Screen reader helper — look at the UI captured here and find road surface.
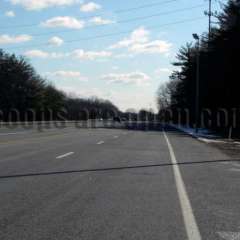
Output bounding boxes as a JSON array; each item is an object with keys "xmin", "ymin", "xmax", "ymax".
[{"xmin": 0, "ymin": 123, "xmax": 239, "ymax": 240}]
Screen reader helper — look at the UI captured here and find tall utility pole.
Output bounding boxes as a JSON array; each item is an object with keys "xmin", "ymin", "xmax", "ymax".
[
  {"xmin": 205, "ymin": 0, "xmax": 213, "ymax": 39},
  {"xmin": 209, "ymin": 0, "xmax": 212, "ymax": 38}
]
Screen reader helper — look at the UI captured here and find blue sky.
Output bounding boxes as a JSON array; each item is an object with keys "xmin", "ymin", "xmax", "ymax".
[{"xmin": 0, "ymin": 0, "xmax": 222, "ymax": 111}]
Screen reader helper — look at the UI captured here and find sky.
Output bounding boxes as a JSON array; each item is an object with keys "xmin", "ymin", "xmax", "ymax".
[{"xmin": 0, "ymin": 0, "xmax": 222, "ymax": 112}]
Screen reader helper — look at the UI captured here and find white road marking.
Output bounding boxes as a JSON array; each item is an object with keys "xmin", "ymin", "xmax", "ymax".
[
  {"xmin": 56, "ymin": 152, "xmax": 74, "ymax": 159},
  {"xmin": 113, "ymin": 136, "xmax": 119, "ymax": 139},
  {"xmin": 218, "ymin": 231, "xmax": 240, "ymax": 240},
  {"xmin": 97, "ymin": 141, "xmax": 105, "ymax": 145},
  {"xmin": 0, "ymin": 132, "xmax": 27, "ymax": 136},
  {"xmin": 163, "ymin": 131, "xmax": 202, "ymax": 240}
]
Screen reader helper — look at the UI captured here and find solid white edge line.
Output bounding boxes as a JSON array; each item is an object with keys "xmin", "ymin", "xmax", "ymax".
[
  {"xmin": 56, "ymin": 152, "xmax": 74, "ymax": 159},
  {"xmin": 163, "ymin": 130, "xmax": 202, "ymax": 240}
]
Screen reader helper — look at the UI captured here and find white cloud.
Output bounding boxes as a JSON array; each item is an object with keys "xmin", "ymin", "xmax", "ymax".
[
  {"xmin": 110, "ymin": 26, "xmax": 172, "ymax": 55},
  {"xmin": 114, "ymin": 53, "xmax": 134, "ymax": 59},
  {"xmin": 51, "ymin": 71, "xmax": 83, "ymax": 78},
  {"xmin": 101, "ymin": 72, "xmax": 151, "ymax": 87},
  {"xmin": 41, "ymin": 16, "xmax": 85, "ymax": 29},
  {"xmin": 80, "ymin": 2, "xmax": 101, "ymax": 12},
  {"xmin": 23, "ymin": 49, "xmax": 112, "ymax": 60},
  {"xmin": 9, "ymin": 0, "xmax": 80, "ymax": 11},
  {"xmin": 24, "ymin": 50, "xmax": 65, "ymax": 58},
  {"xmin": 5, "ymin": 10, "xmax": 15, "ymax": 17},
  {"xmin": 47, "ymin": 71, "xmax": 88, "ymax": 81},
  {"xmin": 59, "ymin": 86, "xmax": 107, "ymax": 100},
  {"xmin": 89, "ymin": 17, "xmax": 115, "ymax": 25},
  {"xmin": 110, "ymin": 27, "xmax": 149, "ymax": 49},
  {"xmin": 24, "ymin": 50, "xmax": 49, "ymax": 58},
  {"xmin": 0, "ymin": 34, "xmax": 32, "ymax": 44},
  {"xmin": 72, "ymin": 49, "xmax": 112, "ymax": 60},
  {"xmin": 155, "ymin": 68, "xmax": 171, "ymax": 74},
  {"xmin": 112, "ymin": 66, "xmax": 119, "ymax": 70},
  {"xmin": 130, "ymin": 40, "xmax": 172, "ymax": 54},
  {"xmin": 48, "ymin": 36, "xmax": 64, "ymax": 46}
]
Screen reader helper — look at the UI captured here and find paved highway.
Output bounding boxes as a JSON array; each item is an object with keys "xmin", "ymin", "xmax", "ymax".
[{"xmin": 0, "ymin": 123, "xmax": 239, "ymax": 240}]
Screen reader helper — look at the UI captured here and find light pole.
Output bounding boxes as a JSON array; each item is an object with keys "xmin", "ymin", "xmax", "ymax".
[{"xmin": 193, "ymin": 33, "xmax": 200, "ymax": 134}]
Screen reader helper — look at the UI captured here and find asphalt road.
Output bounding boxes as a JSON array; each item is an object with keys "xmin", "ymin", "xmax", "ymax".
[{"xmin": 0, "ymin": 123, "xmax": 239, "ymax": 240}]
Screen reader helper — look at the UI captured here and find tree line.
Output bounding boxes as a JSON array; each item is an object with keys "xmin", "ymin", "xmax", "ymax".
[
  {"xmin": 157, "ymin": 0, "xmax": 240, "ymax": 134},
  {"xmin": 0, "ymin": 49, "xmax": 119, "ymax": 122}
]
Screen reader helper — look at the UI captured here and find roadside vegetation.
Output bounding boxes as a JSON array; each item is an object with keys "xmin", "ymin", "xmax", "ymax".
[
  {"xmin": 157, "ymin": 0, "xmax": 240, "ymax": 136},
  {"xmin": 0, "ymin": 50, "xmax": 119, "ymax": 121}
]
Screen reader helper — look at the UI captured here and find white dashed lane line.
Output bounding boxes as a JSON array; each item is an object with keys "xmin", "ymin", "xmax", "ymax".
[
  {"xmin": 97, "ymin": 141, "xmax": 105, "ymax": 145},
  {"xmin": 56, "ymin": 152, "xmax": 74, "ymax": 159},
  {"xmin": 0, "ymin": 132, "xmax": 29, "ymax": 136}
]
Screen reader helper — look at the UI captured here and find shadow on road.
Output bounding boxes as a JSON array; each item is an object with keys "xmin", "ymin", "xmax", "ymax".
[{"xmin": 0, "ymin": 159, "xmax": 239, "ymax": 180}]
